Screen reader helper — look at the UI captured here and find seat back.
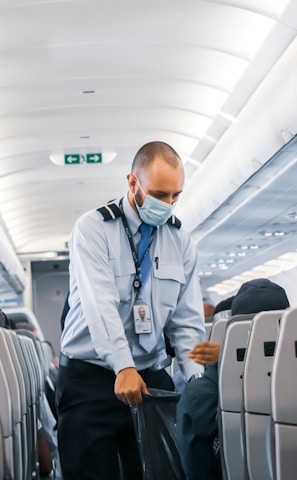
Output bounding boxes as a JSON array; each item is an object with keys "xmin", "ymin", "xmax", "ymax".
[
  {"xmin": 205, "ymin": 322, "xmax": 213, "ymax": 339},
  {"xmin": 17, "ymin": 330, "xmax": 44, "ymax": 397},
  {"xmin": 0, "ymin": 329, "xmax": 23, "ymax": 480},
  {"xmin": 242, "ymin": 310, "xmax": 285, "ymax": 480},
  {"xmin": 3, "ymin": 328, "xmax": 30, "ymax": 480},
  {"xmin": 16, "ymin": 333, "xmax": 40, "ymax": 479},
  {"xmin": 271, "ymin": 307, "xmax": 297, "ymax": 480},
  {"xmin": 0, "ymin": 419, "xmax": 5, "ymax": 480},
  {"xmin": 41, "ymin": 340, "xmax": 55, "ymax": 372},
  {"xmin": 218, "ymin": 314, "xmax": 254, "ymax": 480},
  {"xmin": 209, "ymin": 317, "xmax": 229, "ymax": 343},
  {"xmin": 0, "ymin": 357, "xmax": 14, "ymax": 479}
]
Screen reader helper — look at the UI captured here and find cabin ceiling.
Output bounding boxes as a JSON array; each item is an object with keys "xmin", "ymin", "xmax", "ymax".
[
  {"xmin": 194, "ymin": 136, "xmax": 297, "ymax": 296},
  {"xmin": 1, "ymin": 0, "xmax": 297, "ymax": 297}
]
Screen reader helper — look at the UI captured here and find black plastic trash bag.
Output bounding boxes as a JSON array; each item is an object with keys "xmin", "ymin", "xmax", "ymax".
[{"xmin": 130, "ymin": 388, "xmax": 186, "ymax": 480}]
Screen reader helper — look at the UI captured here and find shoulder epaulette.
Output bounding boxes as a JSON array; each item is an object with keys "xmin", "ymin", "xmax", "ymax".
[
  {"xmin": 97, "ymin": 202, "xmax": 122, "ymax": 221},
  {"xmin": 167, "ymin": 215, "xmax": 181, "ymax": 229}
]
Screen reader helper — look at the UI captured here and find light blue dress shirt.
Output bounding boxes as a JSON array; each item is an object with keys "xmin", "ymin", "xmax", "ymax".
[{"xmin": 61, "ymin": 194, "xmax": 206, "ymax": 380}]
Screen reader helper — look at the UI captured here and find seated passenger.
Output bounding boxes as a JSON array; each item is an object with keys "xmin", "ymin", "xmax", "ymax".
[{"xmin": 176, "ymin": 278, "xmax": 290, "ymax": 480}]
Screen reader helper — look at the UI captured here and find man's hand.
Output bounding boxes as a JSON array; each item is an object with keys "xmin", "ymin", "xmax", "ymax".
[
  {"xmin": 114, "ymin": 367, "xmax": 149, "ymax": 406},
  {"xmin": 188, "ymin": 341, "xmax": 220, "ymax": 365}
]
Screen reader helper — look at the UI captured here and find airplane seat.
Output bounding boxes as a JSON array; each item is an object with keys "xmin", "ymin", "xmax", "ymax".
[
  {"xmin": 17, "ymin": 330, "xmax": 46, "ymax": 393},
  {"xmin": 242, "ymin": 310, "xmax": 285, "ymax": 480},
  {"xmin": 217, "ymin": 314, "xmax": 254, "ymax": 480},
  {"xmin": 0, "ymin": 419, "xmax": 4, "ymax": 480},
  {"xmin": 40, "ymin": 339, "xmax": 59, "ymax": 422},
  {"xmin": 2, "ymin": 328, "xmax": 29, "ymax": 480},
  {"xmin": 205, "ymin": 321, "xmax": 213, "ymax": 339},
  {"xmin": 9, "ymin": 330, "xmax": 36, "ymax": 479},
  {"xmin": 36, "ymin": 338, "xmax": 50, "ymax": 383},
  {"xmin": 0, "ymin": 356, "xmax": 14, "ymax": 479},
  {"xmin": 0, "ymin": 328, "xmax": 25, "ymax": 480},
  {"xmin": 41, "ymin": 340, "xmax": 56, "ymax": 366},
  {"xmin": 209, "ymin": 317, "xmax": 229, "ymax": 343},
  {"xmin": 17, "ymin": 332, "xmax": 58, "ymax": 479},
  {"xmin": 16, "ymin": 333, "xmax": 41, "ymax": 479},
  {"xmin": 270, "ymin": 307, "xmax": 297, "ymax": 480}
]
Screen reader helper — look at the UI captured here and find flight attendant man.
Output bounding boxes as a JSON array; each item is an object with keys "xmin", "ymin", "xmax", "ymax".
[{"xmin": 56, "ymin": 140, "xmax": 206, "ymax": 480}]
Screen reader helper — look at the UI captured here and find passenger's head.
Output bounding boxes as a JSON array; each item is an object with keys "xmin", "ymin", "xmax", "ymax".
[
  {"xmin": 127, "ymin": 141, "xmax": 184, "ymax": 226},
  {"xmin": 12, "ymin": 321, "xmax": 38, "ymax": 336},
  {"xmin": 203, "ymin": 302, "xmax": 216, "ymax": 322},
  {"xmin": 0, "ymin": 308, "xmax": 10, "ymax": 328},
  {"xmin": 231, "ymin": 278, "xmax": 290, "ymax": 315}
]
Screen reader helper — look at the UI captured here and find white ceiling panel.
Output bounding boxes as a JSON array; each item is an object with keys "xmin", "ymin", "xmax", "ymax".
[{"xmin": 0, "ymin": 0, "xmax": 297, "ymax": 298}]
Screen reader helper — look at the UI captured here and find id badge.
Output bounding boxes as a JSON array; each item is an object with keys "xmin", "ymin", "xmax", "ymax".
[{"xmin": 133, "ymin": 301, "xmax": 152, "ymax": 334}]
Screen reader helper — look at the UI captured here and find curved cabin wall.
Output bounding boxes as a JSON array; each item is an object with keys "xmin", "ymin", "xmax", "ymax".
[
  {"xmin": 0, "ymin": 226, "xmax": 26, "ymax": 303},
  {"xmin": 177, "ymin": 36, "xmax": 297, "ymax": 234}
]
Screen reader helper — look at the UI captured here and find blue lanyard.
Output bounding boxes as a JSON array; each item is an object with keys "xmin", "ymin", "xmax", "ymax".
[{"xmin": 119, "ymin": 198, "xmax": 156, "ymax": 290}]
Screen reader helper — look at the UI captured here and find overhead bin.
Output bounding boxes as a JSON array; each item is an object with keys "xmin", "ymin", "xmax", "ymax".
[{"xmin": 0, "ymin": 226, "xmax": 26, "ymax": 296}]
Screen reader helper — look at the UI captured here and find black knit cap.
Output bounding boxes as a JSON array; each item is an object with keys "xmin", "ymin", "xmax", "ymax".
[{"xmin": 231, "ymin": 278, "xmax": 290, "ymax": 315}]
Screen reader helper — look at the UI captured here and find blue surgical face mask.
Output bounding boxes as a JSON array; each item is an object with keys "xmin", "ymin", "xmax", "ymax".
[{"xmin": 134, "ymin": 177, "xmax": 175, "ymax": 226}]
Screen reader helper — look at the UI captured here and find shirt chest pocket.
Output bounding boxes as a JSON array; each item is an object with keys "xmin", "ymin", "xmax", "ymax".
[
  {"xmin": 154, "ymin": 262, "xmax": 185, "ymax": 283},
  {"xmin": 153, "ymin": 262, "xmax": 185, "ymax": 307},
  {"xmin": 110, "ymin": 258, "xmax": 135, "ymax": 302}
]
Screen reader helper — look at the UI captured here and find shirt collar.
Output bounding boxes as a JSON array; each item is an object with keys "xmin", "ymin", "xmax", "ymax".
[{"xmin": 122, "ymin": 193, "xmax": 142, "ymax": 235}]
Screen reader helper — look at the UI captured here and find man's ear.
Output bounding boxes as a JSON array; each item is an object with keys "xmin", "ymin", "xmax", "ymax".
[{"xmin": 127, "ymin": 173, "xmax": 137, "ymax": 193}]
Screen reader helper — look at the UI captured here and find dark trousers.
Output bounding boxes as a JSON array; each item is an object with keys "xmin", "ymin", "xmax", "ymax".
[
  {"xmin": 56, "ymin": 357, "xmax": 174, "ymax": 480},
  {"xmin": 176, "ymin": 363, "xmax": 220, "ymax": 480}
]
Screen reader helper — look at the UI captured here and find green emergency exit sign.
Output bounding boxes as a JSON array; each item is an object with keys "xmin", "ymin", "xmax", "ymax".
[
  {"xmin": 63, "ymin": 153, "xmax": 102, "ymax": 164},
  {"xmin": 64, "ymin": 154, "xmax": 80, "ymax": 164},
  {"xmin": 86, "ymin": 153, "xmax": 102, "ymax": 163}
]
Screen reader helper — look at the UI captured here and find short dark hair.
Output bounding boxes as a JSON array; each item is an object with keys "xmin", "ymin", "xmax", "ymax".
[{"xmin": 131, "ymin": 141, "xmax": 181, "ymax": 172}]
